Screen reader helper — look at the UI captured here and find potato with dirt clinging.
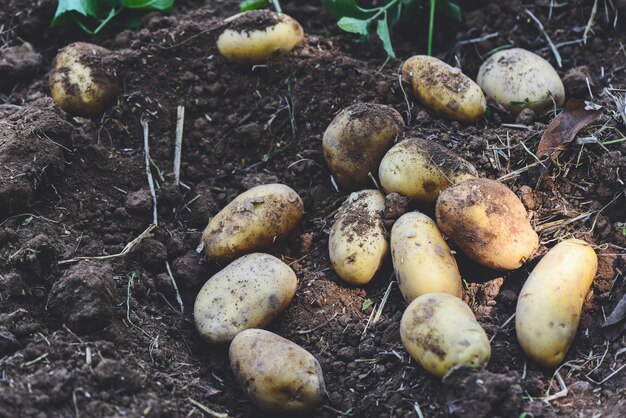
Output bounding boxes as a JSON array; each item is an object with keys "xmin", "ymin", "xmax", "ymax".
[
  {"xmin": 49, "ymin": 42, "xmax": 118, "ymax": 117},
  {"xmin": 202, "ymin": 183, "xmax": 304, "ymax": 261},
  {"xmin": 230, "ymin": 329, "xmax": 326, "ymax": 413},
  {"xmin": 435, "ymin": 178, "xmax": 538, "ymax": 271},
  {"xmin": 477, "ymin": 48, "xmax": 565, "ymax": 113},
  {"xmin": 378, "ymin": 138, "xmax": 477, "ymax": 203},
  {"xmin": 194, "ymin": 253, "xmax": 297, "ymax": 344},
  {"xmin": 401, "ymin": 55, "xmax": 486, "ymax": 123},
  {"xmin": 516, "ymin": 239, "xmax": 597, "ymax": 367},
  {"xmin": 329, "ymin": 190, "xmax": 387, "ymax": 285},
  {"xmin": 217, "ymin": 9, "xmax": 304, "ymax": 64},
  {"xmin": 323, "ymin": 103, "xmax": 405, "ymax": 190},
  {"xmin": 400, "ymin": 292, "xmax": 491, "ymax": 378}
]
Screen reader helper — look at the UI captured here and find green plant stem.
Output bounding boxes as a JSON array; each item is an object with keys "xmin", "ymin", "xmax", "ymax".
[
  {"xmin": 72, "ymin": 7, "xmax": 124, "ymax": 35},
  {"xmin": 272, "ymin": 0, "xmax": 282, "ymax": 13},
  {"xmin": 601, "ymin": 137, "xmax": 626, "ymax": 145},
  {"xmin": 428, "ymin": 0, "xmax": 436, "ymax": 55}
]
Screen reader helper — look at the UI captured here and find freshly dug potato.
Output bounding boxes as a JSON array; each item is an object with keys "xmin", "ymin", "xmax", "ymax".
[
  {"xmin": 477, "ymin": 48, "xmax": 565, "ymax": 113},
  {"xmin": 329, "ymin": 190, "xmax": 387, "ymax": 285},
  {"xmin": 400, "ymin": 292, "xmax": 490, "ymax": 378},
  {"xmin": 202, "ymin": 183, "xmax": 304, "ymax": 261},
  {"xmin": 217, "ymin": 10, "xmax": 304, "ymax": 64},
  {"xmin": 49, "ymin": 42, "xmax": 118, "ymax": 117},
  {"xmin": 379, "ymin": 138, "xmax": 477, "ymax": 203},
  {"xmin": 194, "ymin": 253, "xmax": 297, "ymax": 344},
  {"xmin": 401, "ymin": 55, "xmax": 486, "ymax": 123},
  {"xmin": 516, "ymin": 239, "xmax": 597, "ymax": 367},
  {"xmin": 435, "ymin": 178, "xmax": 538, "ymax": 270},
  {"xmin": 323, "ymin": 103, "xmax": 405, "ymax": 190},
  {"xmin": 391, "ymin": 212, "xmax": 462, "ymax": 302},
  {"xmin": 230, "ymin": 329, "xmax": 325, "ymax": 413}
]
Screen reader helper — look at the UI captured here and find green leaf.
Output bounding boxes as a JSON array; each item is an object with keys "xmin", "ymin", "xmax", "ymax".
[
  {"xmin": 376, "ymin": 17, "xmax": 395, "ymax": 58},
  {"xmin": 122, "ymin": 0, "xmax": 174, "ymax": 11},
  {"xmin": 239, "ymin": 0, "xmax": 270, "ymax": 11},
  {"xmin": 51, "ymin": 0, "xmax": 100, "ymax": 26},
  {"xmin": 324, "ymin": 0, "xmax": 370, "ymax": 19},
  {"xmin": 337, "ymin": 16, "xmax": 370, "ymax": 36},
  {"xmin": 361, "ymin": 299, "xmax": 374, "ymax": 311}
]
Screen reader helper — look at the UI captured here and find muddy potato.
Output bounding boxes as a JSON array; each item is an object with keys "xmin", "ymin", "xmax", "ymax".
[
  {"xmin": 323, "ymin": 103, "xmax": 405, "ymax": 190},
  {"xmin": 194, "ymin": 253, "xmax": 297, "ymax": 344},
  {"xmin": 230, "ymin": 329, "xmax": 325, "ymax": 413},
  {"xmin": 477, "ymin": 48, "xmax": 565, "ymax": 113},
  {"xmin": 435, "ymin": 178, "xmax": 538, "ymax": 270},
  {"xmin": 379, "ymin": 138, "xmax": 477, "ymax": 203},
  {"xmin": 401, "ymin": 55, "xmax": 486, "ymax": 123},
  {"xmin": 202, "ymin": 183, "xmax": 304, "ymax": 261},
  {"xmin": 400, "ymin": 292, "xmax": 490, "ymax": 378},
  {"xmin": 329, "ymin": 190, "xmax": 388, "ymax": 285},
  {"xmin": 516, "ymin": 239, "xmax": 597, "ymax": 367}
]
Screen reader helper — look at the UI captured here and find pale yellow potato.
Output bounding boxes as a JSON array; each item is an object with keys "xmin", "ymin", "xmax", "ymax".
[
  {"xmin": 49, "ymin": 42, "xmax": 118, "ymax": 117},
  {"xmin": 217, "ymin": 10, "xmax": 304, "ymax": 65},
  {"xmin": 329, "ymin": 190, "xmax": 388, "ymax": 285},
  {"xmin": 379, "ymin": 138, "xmax": 477, "ymax": 203},
  {"xmin": 435, "ymin": 178, "xmax": 538, "ymax": 270},
  {"xmin": 230, "ymin": 329, "xmax": 325, "ymax": 413},
  {"xmin": 400, "ymin": 292, "xmax": 490, "ymax": 378},
  {"xmin": 194, "ymin": 253, "xmax": 297, "ymax": 344},
  {"xmin": 391, "ymin": 212, "xmax": 462, "ymax": 302},
  {"xmin": 516, "ymin": 239, "xmax": 597, "ymax": 367},
  {"xmin": 202, "ymin": 183, "xmax": 304, "ymax": 261},
  {"xmin": 401, "ymin": 55, "xmax": 486, "ymax": 123},
  {"xmin": 477, "ymin": 48, "xmax": 565, "ymax": 113},
  {"xmin": 323, "ymin": 103, "xmax": 405, "ymax": 191}
]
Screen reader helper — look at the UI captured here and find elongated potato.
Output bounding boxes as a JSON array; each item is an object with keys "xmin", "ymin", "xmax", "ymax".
[
  {"xmin": 329, "ymin": 190, "xmax": 387, "ymax": 285},
  {"xmin": 194, "ymin": 253, "xmax": 297, "ymax": 344},
  {"xmin": 401, "ymin": 292, "xmax": 490, "ymax": 378},
  {"xmin": 391, "ymin": 212, "xmax": 462, "ymax": 302},
  {"xmin": 516, "ymin": 239, "xmax": 597, "ymax": 367},
  {"xmin": 435, "ymin": 178, "xmax": 538, "ymax": 270},
  {"xmin": 230, "ymin": 329, "xmax": 325, "ymax": 413},
  {"xmin": 401, "ymin": 55, "xmax": 486, "ymax": 123},
  {"xmin": 379, "ymin": 138, "xmax": 477, "ymax": 203},
  {"xmin": 202, "ymin": 184, "xmax": 304, "ymax": 261}
]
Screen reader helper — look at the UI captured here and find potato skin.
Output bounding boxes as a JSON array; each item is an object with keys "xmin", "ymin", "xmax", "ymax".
[
  {"xmin": 323, "ymin": 103, "xmax": 405, "ymax": 191},
  {"xmin": 194, "ymin": 253, "xmax": 297, "ymax": 344},
  {"xmin": 202, "ymin": 183, "xmax": 304, "ymax": 261},
  {"xmin": 400, "ymin": 292, "xmax": 490, "ymax": 378},
  {"xmin": 516, "ymin": 239, "xmax": 597, "ymax": 367},
  {"xmin": 379, "ymin": 138, "xmax": 477, "ymax": 203},
  {"xmin": 230, "ymin": 329, "xmax": 326, "ymax": 413},
  {"xmin": 435, "ymin": 178, "xmax": 538, "ymax": 270},
  {"xmin": 329, "ymin": 190, "xmax": 388, "ymax": 285},
  {"xmin": 401, "ymin": 55, "xmax": 486, "ymax": 123}
]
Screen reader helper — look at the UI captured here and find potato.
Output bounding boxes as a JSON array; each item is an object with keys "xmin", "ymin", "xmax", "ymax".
[
  {"xmin": 202, "ymin": 183, "xmax": 304, "ymax": 261},
  {"xmin": 194, "ymin": 253, "xmax": 297, "ymax": 344},
  {"xmin": 400, "ymin": 292, "xmax": 490, "ymax": 378},
  {"xmin": 477, "ymin": 48, "xmax": 565, "ymax": 113},
  {"xmin": 401, "ymin": 55, "xmax": 486, "ymax": 123},
  {"xmin": 435, "ymin": 178, "xmax": 538, "ymax": 270},
  {"xmin": 323, "ymin": 103, "xmax": 405, "ymax": 190},
  {"xmin": 379, "ymin": 138, "xmax": 477, "ymax": 203},
  {"xmin": 391, "ymin": 212, "xmax": 462, "ymax": 302},
  {"xmin": 49, "ymin": 42, "xmax": 118, "ymax": 117},
  {"xmin": 329, "ymin": 190, "xmax": 388, "ymax": 285},
  {"xmin": 230, "ymin": 329, "xmax": 325, "ymax": 413},
  {"xmin": 217, "ymin": 10, "xmax": 304, "ymax": 64},
  {"xmin": 516, "ymin": 239, "xmax": 597, "ymax": 367}
]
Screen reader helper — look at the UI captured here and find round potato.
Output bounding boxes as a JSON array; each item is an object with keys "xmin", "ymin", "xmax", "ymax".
[
  {"xmin": 516, "ymin": 239, "xmax": 597, "ymax": 367},
  {"xmin": 202, "ymin": 183, "xmax": 304, "ymax": 261},
  {"xmin": 194, "ymin": 253, "xmax": 297, "ymax": 344},
  {"xmin": 401, "ymin": 55, "xmax": 486, "ymax": 123},
  {"xmin": 391, "ymin": 212, "xmax": 462, "ymax": 302},
  {"xmin": 49, "ymin": 42, "xmax": 118, "ymax": 117},
  {"xmin": 230, "ymin": 329, "xmax": 325, "ymax": 413},
  {"xmin": 217, "ymin": 10, "xmax": 304, "ymax": 64},
  {"xmin": 329, "ymin": 190, "xmax": 388, "ymax": 285},
  {"xmin": 435, "ymin": 178, "xmax": 538, "ymax": 270},
  {"xmin": 400, "ymin": 292, "xmax": 490, "ymax": 378},
  {"xmin": 323, "ymin": 103, "xmax": 405, "ymax": 191},
  {"xmin": 477, "ymin": 48, "xmax": 565, "ymax": 113},
  {"xmin": 379, "ymin": 138, "xmax": 477, "ymax": 203}
]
